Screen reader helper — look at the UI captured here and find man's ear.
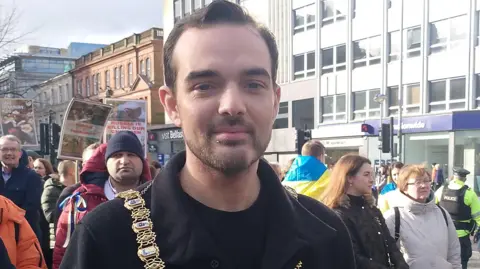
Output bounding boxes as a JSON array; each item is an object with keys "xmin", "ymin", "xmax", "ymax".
[
  {"xmin": 159, "ymin": 86, "xmax": 181, "ymax": 127},
  {"xmin": 272, "ymin": 85, "xmax": 281, "ymax": 123}
]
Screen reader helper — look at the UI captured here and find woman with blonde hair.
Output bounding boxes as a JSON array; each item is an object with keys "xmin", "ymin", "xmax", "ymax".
[
  {"xmin": 321, "ymin": 154, "xmax": 408, "ymax": 269},
  {"xmin": 383, "ymin": 164, "xmax": 461, "ymax": 269}
]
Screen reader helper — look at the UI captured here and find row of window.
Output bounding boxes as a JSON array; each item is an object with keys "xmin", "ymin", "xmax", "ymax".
[
  {"xmin": 76, "ymin": 58, "xmax": 151, "ymax": 97},
  {"xmin": 294, "ymin": 15, "xmax": 467, "ymax": 79},
  {"xmin": 273, "ymin": 98, "xmax": 315, "ymax": 130},
  {"xmin": 173, "ymin": 0, "xmax": 215, "ymax": 22},
  {"xmin": 320, "ymin": 76, "xmax": 472, "ymax": 123},
  {"xmin": 37, "ymin": 83, "xmax": 71, "ymax": 108}
]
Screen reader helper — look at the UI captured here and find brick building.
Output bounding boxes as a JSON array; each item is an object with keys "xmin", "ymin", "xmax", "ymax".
[{"xmin": 71, "ymin": 27, "xmax": 165, "ymax": 125}]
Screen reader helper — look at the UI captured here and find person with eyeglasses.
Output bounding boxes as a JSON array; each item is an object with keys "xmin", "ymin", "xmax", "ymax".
[
  {"xmin": 383, "ymin": 164, "xmax": 461, "ymax": 269},
  {"xmin": 436, "ymin": 167, "xmax": 480, "ymax": 269}
]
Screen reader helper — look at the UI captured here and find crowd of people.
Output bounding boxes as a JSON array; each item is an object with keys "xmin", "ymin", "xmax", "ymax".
[{"xmin": 1, "ymin": 1, "xmax": 479, "ymax": 269}]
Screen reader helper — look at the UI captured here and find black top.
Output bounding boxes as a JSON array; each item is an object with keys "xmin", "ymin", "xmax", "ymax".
[
  {"xmin": 59, "ymin": 151, "xmax": 356, "ymax": 269},
  {"xmin": 334, "ymin": 195, "xmax": 409, "ymax": 269},
  {"xmin": 185, "ymin": 184, "xmax": 268, "ymax": 269}
]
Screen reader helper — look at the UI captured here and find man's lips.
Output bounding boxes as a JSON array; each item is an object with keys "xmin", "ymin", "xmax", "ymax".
[{"xmin": 213, "ymin": 127, "xmax": 250, "ymax": 141}]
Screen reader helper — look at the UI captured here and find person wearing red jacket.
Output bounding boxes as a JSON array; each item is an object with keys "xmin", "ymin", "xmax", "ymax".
[{"xmin": 53, "ymin": 131, "xmax": 151, "ymax": 269}]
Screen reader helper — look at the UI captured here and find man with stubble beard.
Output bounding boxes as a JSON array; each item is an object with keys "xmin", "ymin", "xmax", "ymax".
[{"xmin": 59, "ymin": 1, "xmax": 355, "ymax": 269}]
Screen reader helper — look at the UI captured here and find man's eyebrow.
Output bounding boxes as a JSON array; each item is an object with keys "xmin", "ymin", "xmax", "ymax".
[
  {"xmin": 185, "ymin": 70, "xmax": 219, "ymax": 82},
  {"xmin": 242, "ymin": 68, "xmax": 271, "ymax": 79}
]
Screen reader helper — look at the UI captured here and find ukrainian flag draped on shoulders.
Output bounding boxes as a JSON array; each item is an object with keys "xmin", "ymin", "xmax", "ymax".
[{"xmin": 282, "ymin": 155, "xmax": 330, "ymax": 201}]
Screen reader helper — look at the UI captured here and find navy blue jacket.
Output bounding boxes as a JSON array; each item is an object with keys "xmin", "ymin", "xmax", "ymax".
[{"xmin": 0, "ymin": 150, "xmax": 43, "ymax": 238}]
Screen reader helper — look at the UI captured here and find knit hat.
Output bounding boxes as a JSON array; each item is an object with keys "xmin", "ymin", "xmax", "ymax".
[{"xmin": 105, "ymin": 131, "xmax": 144, "ymax": 162}]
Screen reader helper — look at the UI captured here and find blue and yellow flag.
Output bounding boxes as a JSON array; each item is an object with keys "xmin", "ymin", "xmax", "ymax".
[{"xmin": 282, "ymin": 156, "xmax": 330, "ymax": 201}]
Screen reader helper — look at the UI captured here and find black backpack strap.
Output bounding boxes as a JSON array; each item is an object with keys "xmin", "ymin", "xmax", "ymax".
[
  {"xmin": 394, "ymin": 207, "xmax": 400, "ymax": 242},
  {"xmin": 14, "ymin": 222, "xmax": 20, "ymax": 243},
  {"xmin": 437, "ymin": 204, "xmax": 449, "ymax": 227}
]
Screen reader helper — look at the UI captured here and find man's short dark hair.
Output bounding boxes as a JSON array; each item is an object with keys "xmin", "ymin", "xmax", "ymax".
[{"xmin": 164, "ymin": 0, "xmax": 278, "ymax": 92}]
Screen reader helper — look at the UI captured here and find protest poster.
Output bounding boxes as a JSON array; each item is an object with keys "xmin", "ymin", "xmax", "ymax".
[
  {"xmin": 57, "ymin": 99, "xmax": 112, "ymax": 161},
  {"xmin": 104, "ymin": 99, "xmax": 147, "ymax": 156},
  {"xmin": 0, "ymin": 98, "xmax": 38, "ymax": 146}
]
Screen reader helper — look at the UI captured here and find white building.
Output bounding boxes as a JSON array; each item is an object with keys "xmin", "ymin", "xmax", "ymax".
[
  {"xmin": 33, "ymin": 73, "xmax": 73, "ymax": 143},
  {"xmin": 163, "ymin": 0, "xmax": 480, "ymax": 188}
]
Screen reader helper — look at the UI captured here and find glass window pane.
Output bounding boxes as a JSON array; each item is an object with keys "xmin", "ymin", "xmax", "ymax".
[
  {"xmin": 451, "ymin": 16, "xmax": 467, "ymax": 41},
  {"xmin": 406, "ymin": 27, "xmax": 421, "ymax": 50},
  {"xmin": 369, "ymin": 36, "xmax": 382, "ymax": 58},
  {"xmin": 194, "ymin": 0, "xmax": 202, "ymax": 10},
  {"xmin": 430, "ymin": 81, "xmax": 447, "ymax": 102},
  {"xmin": 430, "ymin": 103, "xmax": 446, "ymax": 112},
  {"xmin": 336, "ymin": 45, "xmax": 346, "ymax": 64},
  {"xmin": 292, "ymin": 98, "xmax": 314, "ymax": 129},
  {"xmin": 183, "ymin": 0, "xmax": 191, "ymax": 15},
  {"xmin": 322, "ymin": 48, "xmax": 334, "ymax": 67},
  {"xmin": 322, "ymin": 96, "xmax": 334, "ymax": 114},
  {"xmin": 306, "ymin": 5, "xmax": 315, "ymax": 24},
  {"xmin": 450, "ymin": 78, "xmax": 466, "ymax": 99},
  {"xmin": 369, "ymin": 89, "xmax": 381, "ymax": 109},
  {"xmin": 294, "ymin": 8, "xmax": 305, "ymax": 27},
  {"xmin": 293, "ymin": 55, "xmax": 304, "ymax": 73},
  {"xmin": 336, "ymin": 94, "xmax": 346, "ymax": 112},
  {"xmin": 430, "ymin": 20, "xmax": 449, "ymax": 45},
  {"xmin": 273, "ymin": 118, "xmax": 288, "ymax": 129},
  {"xmin": 388, "ymin": 86, "xmax": 399, "ymax": 107},
  {"xmin": 278, "ymin": 102, "xmax": 288, "ymax": 114},
  {"xmin": 406, "ymin": 84, "xmax": 421, "ymax": 105},
  {"xmin": 323, "ymin": 0, "xmax": 335, "ymax": 18},
  {"xmin": 450, "ymin": 102, "xmax": 465, "ymax": 110},
  {"xmin": 353, "ymin": 39, "xmax": 367, "ymax": 61},
  {"xmin": 307, "ymin": 52, "xmax": 315, "ymax": 70},
  {"xmin": 476, "ymin": 75, "xmax": 480, "ymax": 98},
  {"xmin": 353, "ymin": 91, "xmax": 367, "ymax": 111},
  {"xmin": 174, "ymin": 0, "xmax": 181, "ymax": 17},
  {"xmin": 389, "ymin": 31, "xmax": 401, "ymax": 55}
]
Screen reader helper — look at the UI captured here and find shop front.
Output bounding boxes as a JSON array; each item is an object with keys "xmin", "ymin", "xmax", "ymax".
[
  {"xmin": 364, "ymin": 111, "xmax": 480, "ymax": 193},
  {"xmin": 147, "ymin": 127, "xmax": 184, "ymax": 165}
]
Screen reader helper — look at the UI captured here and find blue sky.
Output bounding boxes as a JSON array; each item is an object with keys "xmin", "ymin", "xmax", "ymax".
[{"xmin": 2, "ymin": 0, "xmax": 164, "ymax": 52}]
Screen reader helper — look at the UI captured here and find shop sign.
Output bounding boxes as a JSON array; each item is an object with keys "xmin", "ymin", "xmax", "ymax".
[
  {"xmin": 148, "ymin": 144, "xmax": 158, "ymax": 152},
  {"xmin": 365, "ymin": 114, "xmax": 452, "ymax": 135},
  {"xmin": 320, "ymin": 138, "xmax": 364, "ymax": 148},
  {"xmin": 158, "ymin": 129, "xmax": 184, "ymax": 140}
]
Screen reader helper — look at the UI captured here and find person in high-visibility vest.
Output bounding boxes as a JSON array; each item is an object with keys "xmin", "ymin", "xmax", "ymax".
[{"xmin": 436, "ymin": 167, "xmax": 480, "ymax": 269}]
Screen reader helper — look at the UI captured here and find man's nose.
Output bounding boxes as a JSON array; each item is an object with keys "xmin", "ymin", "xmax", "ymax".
[{"xmin": 218, "ymin": 86, "xmax": 247, "ymax": 116}]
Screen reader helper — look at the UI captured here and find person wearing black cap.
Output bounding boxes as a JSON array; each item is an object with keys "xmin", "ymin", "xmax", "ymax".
[
  {"xmin": 53, "ymin": 131, "xmax": 151, "ymax": 269},
  {"xmin": 59, "ymin": 1, "xmax": 355, "ymax": 269},
  {"xmin": 436, "ymin": 167, "xmax": 480, "ymax": 269}
]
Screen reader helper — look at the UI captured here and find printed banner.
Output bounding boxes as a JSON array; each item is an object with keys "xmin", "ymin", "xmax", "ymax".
[
  {"xmin": 57, "ymin": 99, "xmax": 112, "ymax": 161},
  {"xmin": 104, "ymin": 99, "xmax": 147, "ymax": 156},
  {"xmin": 0, "ymin": 99, "xmax": 38, "ymax": 146}
]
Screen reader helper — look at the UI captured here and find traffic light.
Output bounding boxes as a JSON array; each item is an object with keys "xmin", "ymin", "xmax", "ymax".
[
  {"xmin": 295, "ymin": 129, "xmax": 305, "ymax": 155},
  {"xmin": 51, "ymin": 123, "xmax": 61, "ymax": 149},
  {"xmin": 380, "ymin": 123, "xmax": 391, "ymax": 153},
  {"xmin": 304, "ymin": 129, "xmax": 312, "ymax": 141},
  {"xmin": 40, "ymin": 123, "xmax": 49, "ymax": 155},
  {"xmin": 361, "ymin": 123, "xmax": 373, "ymax": 134}
]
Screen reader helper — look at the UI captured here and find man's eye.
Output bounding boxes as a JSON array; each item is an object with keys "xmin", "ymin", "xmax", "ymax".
[
  {"xmin": 246, "ymin": 82, "xmax": 263, "ymax": 89},
  {"xmin": 194, "ymin": 84, "xmax": 212, "ymax": 91}
]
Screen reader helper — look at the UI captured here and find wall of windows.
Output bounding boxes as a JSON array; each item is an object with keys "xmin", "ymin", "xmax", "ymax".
[
  {"xmin": 429, "ymin": 77, "xmax": 466, "ymax": 112},
  {"xmin": 293, "ymin": 52, "xmax": 315, "ymax": 80},
  {"xmin": 388, "ymin": 26, "xmax": 422, "ymax": 61},
  {"xmin": 353, "ymin": 36, "xmax": 381, "ymax": 68},
  {"xmin": 352, "ymin": 89, "xmax": 380, "ymax": 120},
  {"xmin": 293, "ymin": 4, "xmax": 315, "ymax": 35},
  {"xmin": 321, "ymin": 94, "xmax": 346, "ymax": 122},
  {"xmin": 387, "ymin": 83, "xmax": 421, "ymax": 116},
  {"xmin": 429, "ymin": 15, "xmax": 467, "ymax": 54},
  {"xmin": 321, "ymin": 44, "xmax": 346, "ymax": 74}
]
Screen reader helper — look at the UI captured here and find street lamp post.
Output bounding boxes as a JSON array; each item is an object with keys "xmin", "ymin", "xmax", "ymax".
[{"xmin": 374, "ymin": 93, "xmax": 387, "ymax": 164}]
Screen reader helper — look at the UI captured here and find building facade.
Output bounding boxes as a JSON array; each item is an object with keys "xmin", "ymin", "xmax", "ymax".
[
  {"xmin": 0, "ymin": 45, "xmax": 77, "ymax": 100},
  {"xmin": 71, "ymin": 27, "xmax": 165, "ymax": 125},
  {"xmin": 32, "ymin": 73, "xmax": 73, "ymax": 143}
]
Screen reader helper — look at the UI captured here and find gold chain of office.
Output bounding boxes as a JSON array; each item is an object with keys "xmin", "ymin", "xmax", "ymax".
[{"xmin": 117, "ymin": 182, "xmax": 302, "ymax": 269}]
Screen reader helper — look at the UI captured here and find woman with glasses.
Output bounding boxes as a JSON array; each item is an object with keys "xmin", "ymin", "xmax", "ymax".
[
  {"xmin": 378, "ymin": 162, "xmax": 404, "ymax": 212},
  {"xmin": 321, "ymin": 154, "xmax": 408, "ymax": 269},
  {"xmin": 383, "ymin": 164, "xmax": 461, "ymax": 269}
]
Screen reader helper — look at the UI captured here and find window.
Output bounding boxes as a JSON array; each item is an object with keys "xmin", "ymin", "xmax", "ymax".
[
  {"xmin": 58, "ymin": 85, "xmax": 63, "ymax": 103},
  {"xmin": 273, "ymin": 102, "xmax": 288, "ymax": 129},
  {"xmin": 174, "ymin": 0, "xmax": 181, "ymax": 22},
  {"xmin": 352, "ymin": 89, "xmax": 381, "ymax": 120},
  {"xmin": 292, "ymin": 98, "xmax": 314, "ymax": 129},
  {"xmin": 183, "ymin": 0, "xmax": 191, "ymax": 15},
  {"xmin": 93, "ymin": 75, "xmax": 97, "ymax": 95},
  {"xmin": 293, "ymin": 52, "xmax": 315, "ymax": 80},
  {"xmin": 76, "ymin": 79, "xmax": 82, "ymax": 95},
  {"xmin": 65, "ymin": 83, "xmax": 69, "ymax": 99},
  {"xmin": 321, "ymin": 94, "xmax": 346, "ymax": 122},
  {"xmin": 322, "ymin": 44, "xmax": 346, "ymax": 74},
  {"xmin": 293, "ymin": 4, "xmax": 315, "ymax": 34},
  {"xmin": 95, "ymin": 74, "xmax": 100, "ymax": 94},
  {"xmin": 387, "ymin": 84, "xmax": 421, "ymax": 116},
  {"xmin": 146, "ymin": 58, "xmax": 151, "ymax": 79},
  {"xmin": 43, "ymin": 92, "xmax": 47, "ymax": 107},
  {"xmin": 322, "ymin": 0, "xmax": 346, "ymax": 26},
  {"xmin": 51, "ymin": 89, "xmax": 55, "ymax": 104},
  {"xmin": 128, "ymin": 63, "xmax": 133, "ymax": 85},
  {"xmin": 194, "ymin": 0, "xmax": 202, "ymax": 10},
  {"xmin": 114, "ymin": 67, "xmax": 119, "ymax": 88},
  {"xmin": 140, "ymin": 60, "xmax": 145, "ymax": 75},
  {"xmin": 120, "ymin": 65, "xmax": 125, "ymax": 88},
  {"xmin": 429, "ymin": 77, "xmax": 466, "ymax": 112},
  {"xmin": 353, "ymin": 36, "xmax": 381, "ymax": 68},
  {"xmin": 476, "ymin": 75, "xmax": 480, "ymax": 108},
  {"xmin": 430, "ymin": 16, "xmax": 467, "ymax": 54},
  {"xmin": 105, "ymin": 70, "xmax": 110, "ymax": 88},
  {"xmin": 86, "ymin": 77, "xmax": 91, "ymax": 96},
  {"xmin": 388, "ymin": 26, "xmax": 421, "ymax": 61}
]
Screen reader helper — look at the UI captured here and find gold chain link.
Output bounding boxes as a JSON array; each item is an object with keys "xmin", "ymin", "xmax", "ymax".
[{"xmin": 117, "ymin": 182, "xmax": 165, "ymax": 269}]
